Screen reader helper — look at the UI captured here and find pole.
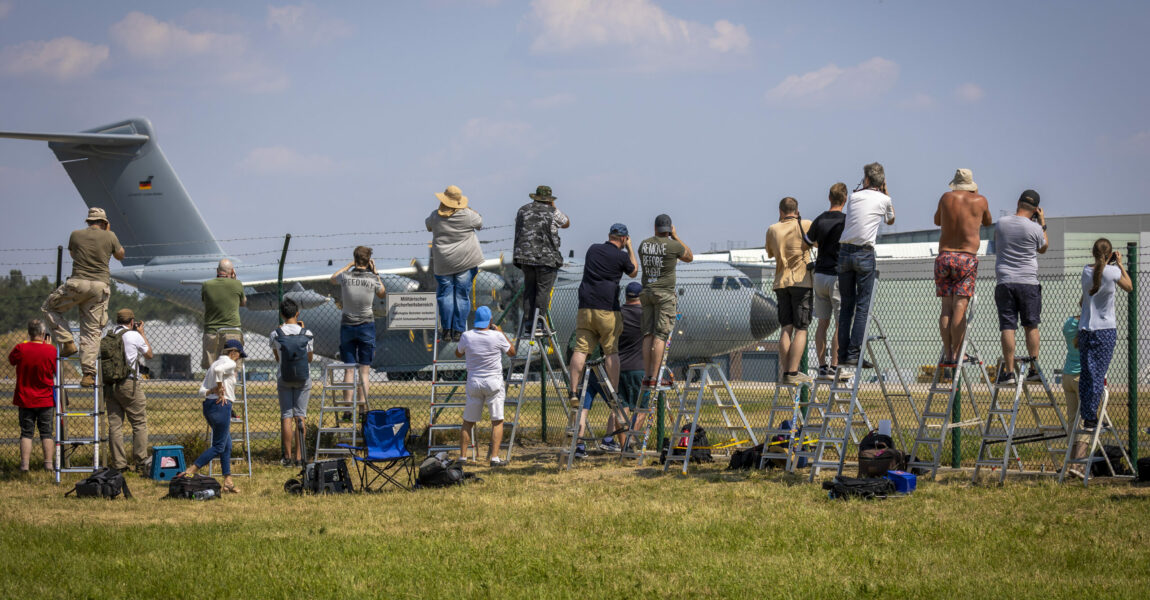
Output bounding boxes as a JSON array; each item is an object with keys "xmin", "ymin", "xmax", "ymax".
[
  {"xmin": 951, "ymin": 384, "xmax": 962, "ymax": 469},
  {"xmin": 1127, "ymin": 242, "xmax": 1138, "ymax": 470},
  {"xmin": 276, "ymin": 234, "xmax": 291, "ymax": 324},
  {"xmin": 540, "ymin": 344, "xmax": 548, "ymax": 444},
  {"xmin": 799, "ymin": 344, "xmax": 810, "ymax": 418},
  {"xmin": 55, "ymin": 245, "xmax": 63, "ymax": 287}
]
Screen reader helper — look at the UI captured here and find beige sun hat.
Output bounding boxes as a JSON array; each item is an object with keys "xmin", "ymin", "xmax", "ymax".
[
  {"xmin": 86, "ymin": 207, "xmax": 109, "ymax": 223},
  {"xmin": 435, "ymin": 185, "xmax": 468, "ymax": 209},
  {"xmin": 948, "ymin": 168, "xmax": 978, "ymax": 192}
]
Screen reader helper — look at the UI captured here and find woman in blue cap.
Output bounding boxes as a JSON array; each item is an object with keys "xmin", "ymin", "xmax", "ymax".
[{"xmin": 180, "ymin": 339, "xmax": 246, "ymax": 493}]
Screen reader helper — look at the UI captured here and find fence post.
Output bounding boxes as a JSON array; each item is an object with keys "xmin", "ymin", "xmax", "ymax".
[
  {"xmin": 799, "ymin": 346, "xmax": 810, "ymax": 418},
  {"xmin": 1127, "ymin": 242, "xmax": 1138, "ymax": 469},
  {"xmin": 55, "ymin": 245, "xmax": 63, "ymax": 287},
  {"xmin": 276, "ymin": 233, "xmax": 291, "ymax": 324},
  {"xmin": 951, "ymin": 386, "xmax": 962, "ymax": 469}
]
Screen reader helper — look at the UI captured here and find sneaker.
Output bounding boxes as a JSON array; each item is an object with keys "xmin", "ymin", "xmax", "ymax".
[
  {"xmin": 60, "ymin": 341, "xmax": 78, "ymax": 357},
  {"xmin": 451, "ymin": 330, "xmax": 462, "ymax": 342},
  {"xmin": 568, "ymin": 396, "xmax": 582, "ymax": 409},
  {"xmin": 79, "ymin": 374, "xmax": 96, "ymax": 388},
  {"xmin": 782, "ymin": 372, "xmax": 813, "ymax": 385},
  {"xmin": 574, "ymin": 444, "xmax": 587, "ymax": 459},
  {"xmin": 658, "ymin": 373, "xmax": 675, "ymax": 387},
  {"xmin": 489, "ymin": 457, "xmax": 505, "ymax": 467},
  {"xmin": 996, "ymin": 370, "xmax": 1016, "ymax": 386},
  {"xmin": 600, "ymin": 440, "xmax": 622, "ymax": 453},
  {"xmin": 1025, "ymin": 368, "xmax": 1042, "ymax": 383},
  {"xmin": 641, "ymin": 377, "xmax": 655, "ymax": 388},
  {"xmin": 835, "ymin": 367, "xmax": 853, "ymax": 382},
  {"xmin": 816, "ymin": 366, "xmax": 833, "ymax": 380},
  {"xmin": 280, "ymin": 458, "xmax": 294, "ymax": 468}
]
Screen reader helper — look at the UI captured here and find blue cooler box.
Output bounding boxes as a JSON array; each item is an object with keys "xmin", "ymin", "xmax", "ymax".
[
  {"xmin": 885, "ymin": 470, "xmax": 916, "ymax": 494},
  {"xmin": 149, "ymin": 445, "xmax": 186, "ymax": 481}
]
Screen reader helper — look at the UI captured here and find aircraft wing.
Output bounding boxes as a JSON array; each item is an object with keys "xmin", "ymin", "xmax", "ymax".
[
  {"xmin": 0, "ymin": 130, "xmax": 149, "ymax": 146},
  {"xmin": 188, "ymin": 254, "xmax": 508, "ymax": 288}
]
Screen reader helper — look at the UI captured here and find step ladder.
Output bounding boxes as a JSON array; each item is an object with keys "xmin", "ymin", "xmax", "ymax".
[
  {"xmin": 426, "ymin": 321, "xmax": 475, "ymax": 459},
  {"xmin": 54, "ymin": 328, "xmax": 102, "ymax": 484},
  {"xmin": 907, "ymin": 295, "xmax": 997, "ymax": 479},
  {"xmin": 759, "ymin": 381, "xmax": 815, "ymax": 472},
  {"xmin": 662, "ymin": 362, "xmax": 758, "ymax": 475},
  {"xmin": 973, "ymin": 358, "xmax": 1069, "ymax": 483},
  {"xmin": 621, "ymin": 313, "xmax": 681, "ymax": 466},
  {"xmin": 207, "ymin": 327, "xmax": 251, "ymax": 477},
  {"xmin": 502, "ymin": 309, "xmax": 571, "ymax": 464},
  {"xmin": 1059, "ymin": 386, "xmax": 1135, "ymax": 486},
  {"xmin": 314, "ymin": 363, "xmax": 365, "ymax": 458},
  {"xmin": 559, "ymin": 357, "xmax": 631, "ymax": 469}
]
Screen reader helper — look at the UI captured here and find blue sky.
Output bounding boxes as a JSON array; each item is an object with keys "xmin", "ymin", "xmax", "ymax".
[{"xmin": 1, "ymin": 0, "xmax": 1148, "ymax": 278}]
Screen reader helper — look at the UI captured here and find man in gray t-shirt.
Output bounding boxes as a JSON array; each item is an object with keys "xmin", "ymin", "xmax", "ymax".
[
  {"xmin": 992, "ymin": 190, "xmax": 1049, "ymax": 384},
  {"xmin": 329, "ymin": 246, "xmax": 387, "ymax": 410}
]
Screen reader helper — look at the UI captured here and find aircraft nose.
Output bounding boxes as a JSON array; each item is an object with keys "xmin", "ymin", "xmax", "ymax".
[{"xmin": 750, "ymin": 291, "xmax": 778, "ymax": 340}]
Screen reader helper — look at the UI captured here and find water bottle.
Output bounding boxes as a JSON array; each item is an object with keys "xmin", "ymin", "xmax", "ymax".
[{"xmin": 192, "ymin": 489, "xmax": 216, "ymax": 500}]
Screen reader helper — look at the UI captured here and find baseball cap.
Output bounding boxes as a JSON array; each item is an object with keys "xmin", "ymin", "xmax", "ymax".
[
  {"xmin": 116, "ymin": 308, "xmax": 135, "ymax": 323},
  {"xmin": 223, "ymin": 339, "xmax": 247, "ymax": 358},
  {"xmin": 473, "ymin": 305, "xmax": 492, "ymax": 329},
  {"xmin": 1019, "ymin": 189, "xmax": 1040, "ymax": 207},
  {"xmin": 655, "ymin": 214, "xmax": 673, "ymax": 234},
  {"xmin": 625, "ymin": 282, "xmax": 643, "ymax": 298},
  {"xmin": 609, "ymin": 223, "xmax": 629, "ymax": 237}
]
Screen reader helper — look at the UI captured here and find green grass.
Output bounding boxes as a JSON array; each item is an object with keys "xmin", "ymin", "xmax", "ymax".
[{"xmin": 1, "ymin": 451, "xmax": 1148, "ymax": 599}]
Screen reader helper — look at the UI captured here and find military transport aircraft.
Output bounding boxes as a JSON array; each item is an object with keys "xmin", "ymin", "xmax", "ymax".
[{"xmin": 0, "ymin": 117, "xmax": 778, "ymax": 376}]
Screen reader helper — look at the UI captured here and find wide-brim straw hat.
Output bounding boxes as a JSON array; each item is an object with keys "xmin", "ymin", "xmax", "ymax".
[
  {"xmin": 435, "ymin": 185, "xmax": 468, "ymax": 210},
  {"xmin": 948, "ymin": 168, "xmax": 978, "ymax": 192}
]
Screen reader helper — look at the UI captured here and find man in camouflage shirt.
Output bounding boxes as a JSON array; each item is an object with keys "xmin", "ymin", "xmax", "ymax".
[{"xmin": 513, "ymin": 185, "xmax": 571, "ymax": 333}]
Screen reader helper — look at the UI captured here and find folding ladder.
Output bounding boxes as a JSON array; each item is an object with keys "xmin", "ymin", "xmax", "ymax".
[
  {"xmin": 907, "ymin": 295, "xmax": 998, "ymax": 479},
  {"xmin": 758, "ymin": 382, "xmax": 815, "ymax": 472},
  {"xmin": 559, "ymin": 357, "xmax": 630, "ymax": 469},
  {"xmin": 1059, "ymin": 386, "xmax": 1135, "ymax": 486},
  {"xmin": 314, "ymin": 363, "xmax": 364, "ymax": 458},
  {"xmin": 973, "ymin": 358, "xmax": 1069, "ymax": 483},
  {"xmin": 621, "ymin": 313, "xmax": 681, "ymax": 466},
  {"xmin": 662, "ymin": 362, "xmax": 758, "ymax": 475},
  {"xmin": 427, "ymin": 320, "xmax": 474, "ymax": 458},
  {"xmin": 208, "ymin": 327, "xmax": 251, "ymax": 477},
  {"xmin": 502, "ymin": 309, "xmax": 571, "ymax": 464},
  {"xmin": 54, "ymin": 328, "xmax": 102, "ymax": 484}
]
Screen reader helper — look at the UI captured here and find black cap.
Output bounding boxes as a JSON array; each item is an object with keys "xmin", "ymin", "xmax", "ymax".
[
  {"xmin": 655, "ymin": 214, "xmax": 672, "ymax": 234},
  {"xmin": 1019, "ymin": 189, "xmax": 1040, "ymax": 207}
]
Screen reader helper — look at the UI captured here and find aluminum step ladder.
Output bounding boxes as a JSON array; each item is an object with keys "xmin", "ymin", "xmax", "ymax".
[
  {"xmin": 54, "ymin": 327, "xmax": 102, "ymax": 484},
  {"xmin": 501, "ymin": 309, "xmax": 571, "ymax": 464},
  {"xmin": 426, "ymin": 323, "xmax": 475, "ymax": 459},
  {"xmin": 207, "ymin": 328, "xmax": 251, "ymax": 477},
  {"xmin": 973, "ymin": 358, "xmax": 1069, "ymax": 483},
  {"xmin": 758, "ymin": 381, "xmax": 817, "ymax": 472},
  {"xmin": 559, "ymin": 357, "xmax": 630, "ymax": 469},
  {"xmin": 314, "ymin": 363, "xmax": 365, "ymax": 458},
  {"xmin": 662, "ymin": 362, "xmax": 758, "ymax": 475},
  {"xmin": 1059, "ymin": 386, "xmax": 1135, "ymax": 486},
  {"xmin": 907, "ymin": 295, "xmax": 997, "ymax": 479},
  {"xmin": 621, "ymin": 313, "xmax": 681, "ymax": 466}
]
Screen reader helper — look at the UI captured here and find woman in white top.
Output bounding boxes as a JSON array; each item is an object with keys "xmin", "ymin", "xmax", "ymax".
[
  {"xmin": 1075, "ymin": 238, "xmax": 1132, "ymax": 434},
  {"xmin": 180, "ymin": 339, "xmax": 246, "ymax": 493},
  {"xmin": 426, "ymin": 185, "xmax": 484, "ymax": 342}
]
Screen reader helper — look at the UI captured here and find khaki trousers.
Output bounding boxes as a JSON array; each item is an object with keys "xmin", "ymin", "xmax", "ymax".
[
  {"xmin": 42, "ymin": 278, "xmax": 110, "ymax": 376},
  {"xmin": 106, "ymin": 378, "xmax": 148, "ymax": 469},
  {"xmin": 202, "ymin": 330, "xmax": 244, "ymax": 369}
]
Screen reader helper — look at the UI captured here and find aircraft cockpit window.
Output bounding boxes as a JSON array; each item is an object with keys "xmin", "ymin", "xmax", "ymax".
[
  {"xmin": 739, "ymin": 278, "xmax": 753, "ymax": 288},
  {"xmin": 725, "ymin": 277, "xmax": 740, "ymax": 290},
  {"xmin": 711, "ymin": 276, "xmax": 724, "ymax": 290}
]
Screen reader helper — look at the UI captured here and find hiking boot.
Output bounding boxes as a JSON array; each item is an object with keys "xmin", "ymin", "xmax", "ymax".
[
  {"xmin": 574, "ymin": 444, "xmax": 587, "ymax": 459},
  {"xmin": 996, "ymin": 370, "xmax": 1016, "ymax": 386},
  {"xmin": 60, "ymin": 341, "xmax": 78, "ymax": 357},
  {"xmin": 79, "ymin": 373, "xmax": 96, "ymax": 388},
  {"xmin": 1025, "ymin": 368, "xmax": 1042, "ymax": 383},
  {"xmin": 600, "ymin": 440, "xmax": 622, "ymax": 453}
]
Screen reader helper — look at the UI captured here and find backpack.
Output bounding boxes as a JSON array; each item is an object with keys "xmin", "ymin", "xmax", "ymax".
[
  {"xmin": 65, "ymin": 467, "xmax": 132, "ymax": 499},
  {"xmin": 822, "ymin": 475, "xmax": 896, "ymax": 500},
  {"xmin": 858, "ymin": 429, "xmax": 905, "ymax": 477},
  {"xmin": 275, "ymin": 326, "xmax": 311, "ymax": 383},
  {"xmin": 727, "ymin": 443, "xmax": 765, "ymax": 470},
  {"xmin": 99, "ymin": 329, "xmax": 132, "ymax": 384},
  {"xmin": 167, "ymin": 473, "xmax": 221, "ymax": 499},
  {"xmin": 285, "ymin": 460, "xmax": 354, "ymax": 495},
  {"xmin": 416, "ymin": 453, "xmax": 481, "ymax": 488},
  {"xmin": 660, "ymin": 424, "xmax": 713, "ymax": 465},
  {"xmin": 764, "ymin": 420, "xmax": 811, "ymax": 469},
  {"xmin": 1091, "ymin": 445, "xmax": 1133, "ymax": 477}
]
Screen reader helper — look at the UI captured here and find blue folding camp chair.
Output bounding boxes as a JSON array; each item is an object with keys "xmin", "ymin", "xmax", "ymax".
[{"xmin": 338, "ymin": 407, "xmax": 414, "ymax": 492}]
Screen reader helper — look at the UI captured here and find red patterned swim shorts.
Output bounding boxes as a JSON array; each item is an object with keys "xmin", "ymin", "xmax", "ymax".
[{"xmin": 934, "ymin": 251, "xmax": 978, "ymax": 297}]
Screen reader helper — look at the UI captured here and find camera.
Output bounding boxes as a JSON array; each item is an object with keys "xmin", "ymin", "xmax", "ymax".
[
  {"xmin": 1108, "ymin": 252, "xmax": 1118, "ymax": 266},
  {"xmin": 133, "ymin": 319, "xmax": 142, "ymax": 329}
]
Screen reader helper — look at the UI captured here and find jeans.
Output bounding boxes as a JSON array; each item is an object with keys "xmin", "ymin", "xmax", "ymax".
[
  {"xmin": 193, "ymin": 397, "xmax": 232, "ymax": 476},
  {"xmin": 1077, "ymin": 328, "xmax": 1116, "ymax": 428},
  {"xmin": 435, "ymin": 267, "xmax": 478, "ymax": 333},
  {"xmin": 836, "ymin": 244, "xmax": 877, "ymax": 363},
  {"xmin": 520, "ymin": 265, "xmax": 558, "ymax": 327}
]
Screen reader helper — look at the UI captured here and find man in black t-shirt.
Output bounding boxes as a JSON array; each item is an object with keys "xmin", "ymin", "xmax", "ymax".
[
  {"xmin": 802, "ymin": 182, "xmax": 848, "ymax": 379},
  {"xmin": 567, "ymin": 224, "xmax": 638, "ymax": 407}
]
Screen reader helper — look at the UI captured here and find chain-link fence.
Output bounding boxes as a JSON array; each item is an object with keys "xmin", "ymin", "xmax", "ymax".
[{"xmin": 1, "ymin": 243, "xmax": 1145, "ymax": 474}]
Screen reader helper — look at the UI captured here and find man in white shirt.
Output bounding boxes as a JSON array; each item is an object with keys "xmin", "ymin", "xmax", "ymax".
[
  {"xmin": 104, "ymin": 308, "xmax": 153, "ymax": 473},
  {"xmin": 837, "ymin": 162, "xmax": 895, "ymax": 367},
  {"xmin": 454, "ymin": 306, "xmax": 516, "ymax": 466}
]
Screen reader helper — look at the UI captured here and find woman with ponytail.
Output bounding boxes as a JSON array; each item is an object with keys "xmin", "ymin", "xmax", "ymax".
[{"xmin": 1073, "ymin": 238, "xmax": 1133, "ymax": 454}]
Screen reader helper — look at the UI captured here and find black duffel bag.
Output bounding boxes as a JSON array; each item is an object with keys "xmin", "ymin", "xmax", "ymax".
[
  {"xmin": 822, "ymin": 475, "xmax": 896, "ymax": 500},
  {"xmin": 167, "ymin": 473, "xmax": 221, "ymax": 500},
  {"xmin": 65, "ymin": 467, "xmax": 132, "ymax": 499}
]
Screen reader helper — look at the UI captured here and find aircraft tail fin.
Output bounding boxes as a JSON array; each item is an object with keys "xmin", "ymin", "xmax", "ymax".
[{"xmin": 0, "ymin": 117, "xmax": 224, "ymax": 265}]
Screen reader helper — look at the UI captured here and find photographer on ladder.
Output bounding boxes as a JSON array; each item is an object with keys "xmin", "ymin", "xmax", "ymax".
[
  {"xmin": 993, "ymin": 190, "xmax": 1048, "ymax": 385},
  {"xmin": 837, "ymin": 163, "xmax": 895, "ymax": 369}
]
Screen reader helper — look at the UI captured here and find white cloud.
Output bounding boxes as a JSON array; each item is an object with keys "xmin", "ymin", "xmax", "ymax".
[
  {"xmin": 899, "ymin": 92, "xmax": 936, "ymax": 110},
  {"xmin": 529, "ymin": 92, "xmax": 576, "ymax": 109},
  {"xmin": 109, "ymin": 12, "xmax": 287, "ymax": 92},
  {"xmin": 0, "ymin": 2, "xmax": 12, "ymax": 20},
  {"xmin": 267, "ymin": 3, "xmax": 354, "ymax": 45},
  {"xmin": 524, "ymin": 0, "xmax": 749, "ymax": 71},
  {"xmin": 240, "ymin": 146, "xmax": 340, "ymax": 175},
  {"xmin": 955, "ymin": 82, "xmax": 985, "ymax": 103},
  {"xmin": 0, "ymin": 36, "xmax": 109, "ymax": 81},
  {"xmin": 765, "ymin": 57, "xmax": 899, "ymax": 108}
]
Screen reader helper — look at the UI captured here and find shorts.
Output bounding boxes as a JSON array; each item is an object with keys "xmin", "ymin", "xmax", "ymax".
[
  {"xmin": 812, "ymin": 273, "xmax": 840, "ymax": 320},
  {"xmin": 464, "ymin": 376, "xmax": 505, "ymax": 422},
  {"xmin": 640, "ymin": 288, "xmax": 677, "ymax": 341},
  {"xmin": 618, "ymin": 370, "xmax": 647, "ymax": 409},
  {"xmin": 994, "ymin": 283, "xmax": 1042, "ymax": 330},
  {"xmin": 775, "ymin": 286, "xmax": 813, "ymax": 329},
  {"xmin": 340, "ymin": 321, "xmax": 376, "ymax": 365},
  {"xmin": 19, "ymin": 406, "xmax": 53, "ymax": 440},
  {"xmin": 277, "ymin": 381, "xmax": 311, "ymax": 419},
  {"xmin": 574, "ymin": 309, "xmax": 623, "ymax": 355},
  {"xmin": 934, "ymin": 252, "xmax": 978, "ymax": 297}
]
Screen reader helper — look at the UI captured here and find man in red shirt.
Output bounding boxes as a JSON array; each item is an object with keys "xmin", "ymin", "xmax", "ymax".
[{"xmin": 8, "ymin": 319, "xmax": 57, "ymax": 472}]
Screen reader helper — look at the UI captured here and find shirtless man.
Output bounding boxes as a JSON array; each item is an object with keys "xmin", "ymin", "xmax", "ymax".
[{"xmin": 934, "ymin": 169, "xmax": 992, "ymax": 365}]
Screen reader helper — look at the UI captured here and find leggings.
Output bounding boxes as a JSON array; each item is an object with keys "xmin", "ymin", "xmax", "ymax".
[{"xmin": 1077, "ymin": 328, "xmax": 1116, "ymax": 428}]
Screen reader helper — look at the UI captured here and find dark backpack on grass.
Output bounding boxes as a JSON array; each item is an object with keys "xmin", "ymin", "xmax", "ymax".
[
  {"xmin": 822, "ymin": 475, "xmax": 896, "ymax": 500},
  {"xmin": 65, "ymin": 467, "xmax": 132, "ymax": 499},
  {"xmin": 1091, "ymin": 445, "xmax": 1132, "ymax": 477},
  {"xmin": 858, "ymin": 429, "xmax": 905, "ymax": 476},
  {"xmin": 727, "ymin": 443, "xmax": 765, "ymax": 470},
  {"xmin": 416, "ymin": 453, "xmax": 481, "ymax": 488},
  {"xmin": 99, "ymin": 329, "xmax": 132, "ymax": 385},
  {"xmin": 167, "ymin": 474, "xmax": 221, "ymax": 500},
  {"xmin": 660, "ymin": 424, "xmax": 713, "ymax": 465},
  {"xmin": 274, "ymin": 325, "xmax": 311, "ymax": 384}
]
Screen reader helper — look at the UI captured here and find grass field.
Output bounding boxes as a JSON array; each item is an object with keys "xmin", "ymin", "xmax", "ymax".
[{"xmin": 2, "ymin": 449, "xmax": 1148, "ymax": 599}]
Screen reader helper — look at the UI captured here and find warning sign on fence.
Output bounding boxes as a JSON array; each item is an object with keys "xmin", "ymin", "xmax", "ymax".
[{"xmin": 386, "ymin": 293, "xmax": 437, "ymax": 330}]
